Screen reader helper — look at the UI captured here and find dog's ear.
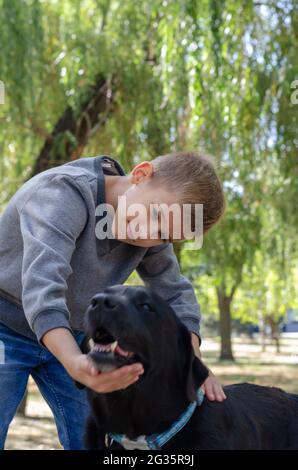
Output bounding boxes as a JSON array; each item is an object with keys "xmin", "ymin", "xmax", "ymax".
[
  {"xmin": 180, "ymin": 327, "xmax": 209, "ymax": 402},
  {"xmin": 186, "ymin": 354, "xmax": 209, "ymax": 402}
]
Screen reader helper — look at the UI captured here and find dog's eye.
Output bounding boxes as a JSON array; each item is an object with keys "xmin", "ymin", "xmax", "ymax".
[{"xmin": 140, "ymin": 303, "xmax": 152, "ymax": 311}]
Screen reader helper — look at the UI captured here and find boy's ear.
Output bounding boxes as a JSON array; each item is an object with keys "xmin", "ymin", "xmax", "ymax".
[{"xmin": 131, "ymin": 160, "xmax": 154, "ymax": 183}]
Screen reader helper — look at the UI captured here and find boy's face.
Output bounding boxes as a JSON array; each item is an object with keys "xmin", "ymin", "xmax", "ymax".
[{"xmin": 111, "ymin": 161, "xmax": 185, "ymax": 247}]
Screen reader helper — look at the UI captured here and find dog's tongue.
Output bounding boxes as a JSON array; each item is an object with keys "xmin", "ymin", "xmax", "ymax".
[
  {"xmin": 92, "ymin": 340, "xmax": 132, "ymax": 358},
  {"xmin": 115, "ymin": 344, "xmax": 131, "ymax": 357}
]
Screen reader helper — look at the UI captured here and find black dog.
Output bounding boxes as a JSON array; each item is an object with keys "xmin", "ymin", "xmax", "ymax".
[{"xmin": 77, "ymin": 285, "xmax": 298, "ymax": 450}]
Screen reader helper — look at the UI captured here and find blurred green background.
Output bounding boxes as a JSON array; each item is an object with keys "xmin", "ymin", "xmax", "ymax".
[{"xmin": 0, "ymin": 0, "xmax": 297, "ymax": 449}]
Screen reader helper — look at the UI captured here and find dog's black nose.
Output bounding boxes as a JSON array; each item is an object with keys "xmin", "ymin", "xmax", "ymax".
[
  {"xmin": 90, "ymin": 295, "xmax": 100, "ymax": 308},
  {"xmin": 90, "ymin": 293, "xmax": 118, "ymax": 309},
  {"xmin": 103, "ymin": 295, "xmax": 117, "ymax": 309}
]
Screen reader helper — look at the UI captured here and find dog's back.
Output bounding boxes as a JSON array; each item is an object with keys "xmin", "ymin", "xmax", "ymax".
[{"xmin": 177, "ymin": 383, "xmax": 298, "ymax": 450}]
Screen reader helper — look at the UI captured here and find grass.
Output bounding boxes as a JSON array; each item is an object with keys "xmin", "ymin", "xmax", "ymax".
[
  {"xmin": 5, "ymin": 335, "xmax": 298, "ymax": 449},
  {"xmin": 201, "ymin": 335, "xmax": 298, "ymax": 393}
]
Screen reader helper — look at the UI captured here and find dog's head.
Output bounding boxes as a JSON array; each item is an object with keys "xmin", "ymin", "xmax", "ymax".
[{"xmin": 81, "ymin": 285, "xmax": 209, "ymax": 403}]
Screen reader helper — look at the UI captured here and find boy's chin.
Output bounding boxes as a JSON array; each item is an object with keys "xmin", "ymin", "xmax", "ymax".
[
  {"xmin": 114, "ymin": 236, "xmax": 163, "ymax": 248},
  {"xmin": 111, "ymin": 225, "xmax": 164, "ymax": 247}
]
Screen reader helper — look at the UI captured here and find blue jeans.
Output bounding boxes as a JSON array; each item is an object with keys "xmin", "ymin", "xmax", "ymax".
[{"xmin": 0, "ymin": 323, "xmax": 90, "ymax": 450}]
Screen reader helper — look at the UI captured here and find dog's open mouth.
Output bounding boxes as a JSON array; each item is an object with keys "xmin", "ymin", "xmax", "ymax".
[{"xmin": 88, "ymin": 327, "xmax": 142, "ymax": 372}]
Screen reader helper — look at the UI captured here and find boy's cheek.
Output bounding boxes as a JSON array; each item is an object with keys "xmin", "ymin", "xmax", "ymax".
[{"xmin": 111, "ymin": 214, "xmax": 128, "ymax": 239}]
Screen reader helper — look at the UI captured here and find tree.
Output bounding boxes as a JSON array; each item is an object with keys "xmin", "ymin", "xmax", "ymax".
[
  {"xmin": 30, "ymin": 75, "xmax": 115, "ymax": 176},
  {"xmin": 0, "ymin": 0, "xmax": 297, "ymax": 361}
]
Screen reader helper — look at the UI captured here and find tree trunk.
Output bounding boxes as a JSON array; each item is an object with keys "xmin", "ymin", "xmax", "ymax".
[
  {"xmin": 259, "ymin": 313, "xmax": 266, "ymax": 352},
  {"xmin": 216, "ymin": 287, "xmax": 234, "ymax": 361},
  {"xmin": 268, "ymin": 316, "xmax": 281, "ymax": 354},
  {"xmin": 30, "ymin": 74, "xmax": 116, "ymax": 177},
  {"xmin": 273, "ymin": 335, "xmax": 280, "ymax": 354}
]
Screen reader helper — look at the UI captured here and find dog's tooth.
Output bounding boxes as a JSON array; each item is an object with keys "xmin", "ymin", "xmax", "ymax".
[
  {"xmin": 110, "ymin": 341, "xmax": 118, "ymax": 352},
  {"xmin": 89, "ymin": 339, "xmax": 95, "ymax": 349}
]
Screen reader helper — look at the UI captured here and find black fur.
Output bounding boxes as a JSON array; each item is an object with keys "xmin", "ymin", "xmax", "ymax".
[{"xmin": 77, "ymin": 285, "xmax": 298, "ymax": 450}]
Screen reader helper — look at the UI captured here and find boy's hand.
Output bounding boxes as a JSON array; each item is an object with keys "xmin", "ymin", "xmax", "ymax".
[
  {"xmin": 201, "ymin": 369, "xmax": 227, "ymax": 402},
  {"xmin": 66, "ymin": 353, "xmax": 144, "ymax": 393},
  {"xmin": 42, "ymin": 327, "xmax": 144, "ymax": 393},
  {"xmin": 191, "ymin": 332, "xmax": 227, "ymax": 402}
]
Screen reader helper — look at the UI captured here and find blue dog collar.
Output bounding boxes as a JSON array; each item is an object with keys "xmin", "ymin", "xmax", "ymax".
[{"xmin": 107, "ymin": 387, "xmax": 205, "ymax": 450}]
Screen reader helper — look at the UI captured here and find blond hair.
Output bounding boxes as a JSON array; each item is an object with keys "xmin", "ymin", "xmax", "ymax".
[{"xmin": 151, "ymin": 151, "xmax": 225, "ymax": 235}]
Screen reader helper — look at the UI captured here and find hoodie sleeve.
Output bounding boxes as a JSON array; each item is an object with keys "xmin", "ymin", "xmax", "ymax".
[
  {"xmin": 136, "ymin": 242, "xmax": 202, "ymax": 345},
  {"xmin": 19, "ymin": 174, "xmax": 88, "ymax": 343}
]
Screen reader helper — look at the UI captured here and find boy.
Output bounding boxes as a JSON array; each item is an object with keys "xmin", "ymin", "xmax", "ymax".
[{"xmin": 0, "ymin": 151, "xmax": 226, "ymax": 450}]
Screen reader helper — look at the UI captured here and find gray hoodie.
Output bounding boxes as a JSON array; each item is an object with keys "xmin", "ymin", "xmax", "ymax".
[{"xmin": 0, "ymin": 155, "xmax": 201, "ymax": 344}]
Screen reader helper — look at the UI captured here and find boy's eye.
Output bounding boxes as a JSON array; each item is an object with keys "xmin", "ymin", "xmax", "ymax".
[
  {"xmin": 152, "ymin": 205, "xmax": 171, "ymax": 242},
  {"xmin": 152, "ymin": 208, "xmax": 166, "ymax": 241}
]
